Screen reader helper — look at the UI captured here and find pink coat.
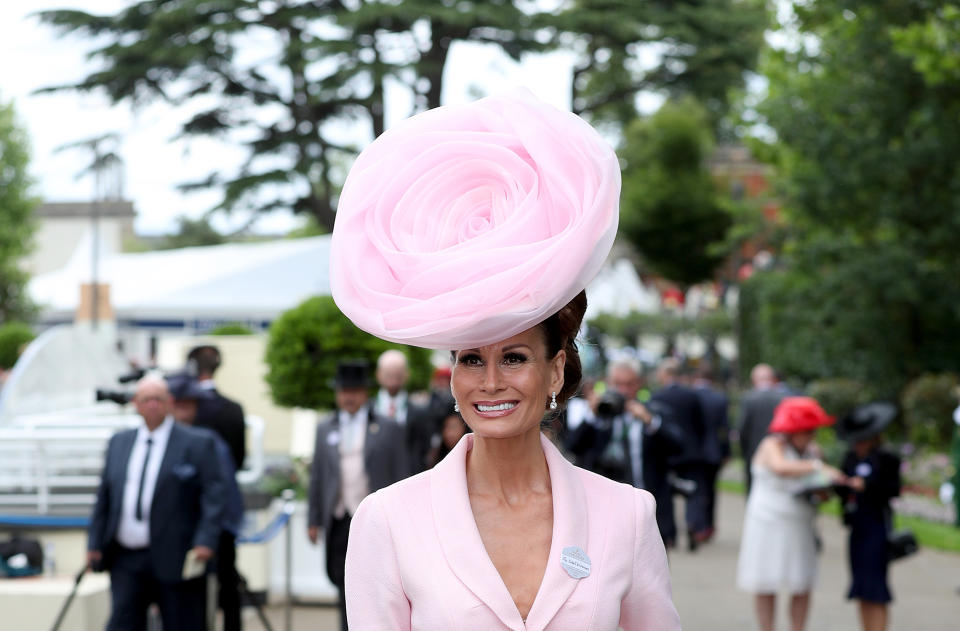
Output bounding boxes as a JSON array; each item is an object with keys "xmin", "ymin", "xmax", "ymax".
[{"xmin": 345, "ymin": 433, "xmax": 682, "ymax": 630}]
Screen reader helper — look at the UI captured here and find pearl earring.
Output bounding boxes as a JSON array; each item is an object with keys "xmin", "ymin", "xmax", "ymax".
[
  {"xmin": 550, "ymin": 392, "xmax": 558, "ymax": 410},
  {"xmin": 454, "ymin": 401, "xmax": 460, "ymax": 413}
]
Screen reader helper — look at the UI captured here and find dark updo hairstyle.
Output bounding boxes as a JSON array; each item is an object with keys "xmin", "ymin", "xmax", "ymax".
[{"xmin": 538, "ymin": 290, "xmax": 587, "ymax": 406}]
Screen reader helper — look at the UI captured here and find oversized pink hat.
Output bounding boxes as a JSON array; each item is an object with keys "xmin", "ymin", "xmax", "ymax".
[{"xmin": 330, "ymin": 89, "xmax": 620, "ymax": 350}]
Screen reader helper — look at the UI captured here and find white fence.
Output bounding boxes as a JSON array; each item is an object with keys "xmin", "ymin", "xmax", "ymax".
[{"xmin": 0, "ymin": 415, "xmax": 265, "ymax": 514}]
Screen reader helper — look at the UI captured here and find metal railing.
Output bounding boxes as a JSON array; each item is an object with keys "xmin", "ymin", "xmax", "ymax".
[{"xmin": 0, "ymin": 416, "xmax": 265, "ymax": 514}]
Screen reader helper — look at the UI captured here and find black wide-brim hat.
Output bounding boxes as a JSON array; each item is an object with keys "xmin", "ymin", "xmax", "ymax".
[
  {"xmin": 330, "ymin": 359, "xmax": 372, "ymax": 389},
  {"xmin": 837, "ymin": 401, "xmax": 897, "ymax": 443}
]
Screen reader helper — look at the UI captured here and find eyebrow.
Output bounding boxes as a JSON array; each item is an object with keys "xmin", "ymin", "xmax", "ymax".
[{"xmin": 460, "ymin": 343, "xmax": 533, "ymax": 354}]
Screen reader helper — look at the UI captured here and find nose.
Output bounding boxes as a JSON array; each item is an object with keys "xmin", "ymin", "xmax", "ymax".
[{"xmin": 479, "ymin": 361, "xmax": 505, "ymax": 393}]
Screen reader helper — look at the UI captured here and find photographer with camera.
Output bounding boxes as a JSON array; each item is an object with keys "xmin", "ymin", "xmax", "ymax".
[{"xmin": 564, "ymin": 358, "xmax": 684, "ymax": 545}]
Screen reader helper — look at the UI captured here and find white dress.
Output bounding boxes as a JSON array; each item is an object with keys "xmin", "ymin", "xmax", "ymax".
[{"xmin": 736, "ymin": 446, "xmax": 819, "ymax": 594}]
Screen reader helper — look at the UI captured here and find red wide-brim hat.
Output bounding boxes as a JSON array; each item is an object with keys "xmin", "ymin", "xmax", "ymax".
[{"xmin": 768, "ymin": 396, "xmax": 835, "ymax": 434}]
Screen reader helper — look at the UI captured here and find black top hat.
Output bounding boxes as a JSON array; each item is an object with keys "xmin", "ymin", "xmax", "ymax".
[
  {"xmin": 332, "ymin": 360, "xmax": 371, "ymax": 389},
  {"xmin": 837, "ymin": 402, "xmax": 897, "ymax": 443}
]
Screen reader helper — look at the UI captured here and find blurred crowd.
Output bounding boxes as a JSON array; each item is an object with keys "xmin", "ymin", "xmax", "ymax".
[{"xmin": 78, "ymin": 341, "xmax": 960, "ymax": 631}]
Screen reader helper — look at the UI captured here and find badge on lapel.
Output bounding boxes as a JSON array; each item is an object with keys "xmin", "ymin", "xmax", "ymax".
[
  {"xmin": 327, "ymin": 431, "xmax": 340, "ymax": 446},
  {"xmin": 560, "ymin": 546, "xmax": 591, "ymax": 579},
  {"xmin": 368, "ymin": 422, "xmax": 380, "ymax": 435}
]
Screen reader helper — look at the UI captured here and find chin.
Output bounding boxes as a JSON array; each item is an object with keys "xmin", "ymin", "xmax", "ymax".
[{"xmin": 465, "ymin": 416, "xmax": 541, "ymax": 440}]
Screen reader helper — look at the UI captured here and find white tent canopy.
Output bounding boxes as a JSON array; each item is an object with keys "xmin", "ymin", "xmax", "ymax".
[
  {"xmin": 29, "ymin": 232, "xmax": 332, "ymax": 324},
  {"xmin": 29, "ymin": 230, "xmax": 654, "ymax": 328}
]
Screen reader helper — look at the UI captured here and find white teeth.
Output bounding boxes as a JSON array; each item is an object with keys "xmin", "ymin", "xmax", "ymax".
[{"xmin": 476, "ymin": 402, "xmax": 517, "ymax": 412}]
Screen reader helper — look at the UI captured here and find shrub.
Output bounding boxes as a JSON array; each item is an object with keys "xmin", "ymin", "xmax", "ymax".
[
  {"xmin": 209, "ymin": 322, "xmax": 254, "ymax": 336},
  {"xmin": 0, "ymin": 321, "xmax": 34, "ymax": 369},
  {"xmin": 901, "ymin": 373, "xmax": 959, "ymax": 449},
  {"xmin": 264, "ymin": 296, "xmax": 432, "ymax": 410}
]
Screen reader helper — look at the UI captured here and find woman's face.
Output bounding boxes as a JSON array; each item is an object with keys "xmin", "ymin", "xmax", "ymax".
[
  {"xmin": 442, "ymin": 414, "xmax": 467, "ymax": 448},
  {"xmin": 451, "ymin": 326, "xmax": 565, "ymax": 440},
  {"xmin": 787, "ymin": 430, "xmax": 815, "ymax": 453}
]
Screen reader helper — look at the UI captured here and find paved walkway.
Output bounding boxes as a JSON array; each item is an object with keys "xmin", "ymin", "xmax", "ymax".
[{"xmin": 244, "ymin": 492, "xmax": 959, "ymax": 631}]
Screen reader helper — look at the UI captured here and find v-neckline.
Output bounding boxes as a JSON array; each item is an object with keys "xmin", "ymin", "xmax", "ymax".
[{"xmin": 431, "ymin": 433, "xmax": 590, "ymax": 630}]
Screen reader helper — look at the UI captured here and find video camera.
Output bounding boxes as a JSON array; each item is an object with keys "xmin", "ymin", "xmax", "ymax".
[{"xmin": 95, "ymin": 368, "xmax": 146, "ymax": 405}]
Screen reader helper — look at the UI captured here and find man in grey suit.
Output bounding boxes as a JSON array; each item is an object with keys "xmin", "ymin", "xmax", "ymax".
[
  {"xmin": 738, "ymin": 363, "xmax": 788, "ymax": 493},
  {"xmin": 307, "ymin": 360, "xmax": 410, "ymax": 630},
  {"xmin": 87, "ymin": 376, "xmax": 225, "ymax": 631}
]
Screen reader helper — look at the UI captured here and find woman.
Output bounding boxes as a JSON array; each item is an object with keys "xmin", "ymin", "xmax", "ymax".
[
  {"xmin": 331, "ymin": 90, "xmax": 681, "ymax": 630},
  {"xmin": 836, "ymin": 402, "xmax": 902, "ymax": 631},
  {"xmin": 736, "ymin": 397, "xmax": 846, "ymax": 631},
  {"xmin": 425, "ymin": 395, "xmax": 469, "ymax": 469}
]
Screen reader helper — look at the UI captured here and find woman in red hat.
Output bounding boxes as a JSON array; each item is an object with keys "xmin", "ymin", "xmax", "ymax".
[{"xmin": 736, "ymin": 396, "xmax": 847, "ymax": 631}]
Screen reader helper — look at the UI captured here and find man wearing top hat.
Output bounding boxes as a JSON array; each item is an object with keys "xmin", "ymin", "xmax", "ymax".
[{"xmin": 307, "ymin": 360, "xmax": 410, "ymax": 630}]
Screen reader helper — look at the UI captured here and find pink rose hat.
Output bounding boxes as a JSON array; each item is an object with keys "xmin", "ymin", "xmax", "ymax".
[{"xmin": 330, "ymin": 89, "xmax": 620, "ymax": 350}]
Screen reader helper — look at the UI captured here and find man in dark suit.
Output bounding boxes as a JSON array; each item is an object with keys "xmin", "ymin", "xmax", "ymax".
[
  {"xmin": 168, "ymin": 371, "xmax": 246, "ymax": 631},
  {"xmin": 188, "ymin": 344, "xmax": 246, "ymax": 470},
  {"xmin": 373, "ymin": 349, "xmax": 434, "ymax": 473},
  {"xmin": 564, "ymin": 359, "xmax": 684, "ymax": 545},
  {"xmin": 692, "ymin": 363, "xmax": 730, "ymax": 542},
  {"xmin": 87, "ymin": 376, "xmax": 225, "ymax": 631},
  {"xmin": 738, "ymin": 363, "xmax": 788, "ymax": 494},
  {"xmin": 308, "ymin": 360, "xmax": 410, "ymax": 630},
  {"xmin": 650, "ymin": 358, "xmax": 709, "ymax": 550}
]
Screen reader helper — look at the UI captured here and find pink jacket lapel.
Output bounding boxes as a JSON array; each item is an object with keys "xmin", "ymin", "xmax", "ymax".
[
  {"xmin": 525, "ymin": 433, "xmax": 589, "ymax": 629},
  {"xmin": 430, "ymin": 433, "xmax": 589, "ymax": 631}
]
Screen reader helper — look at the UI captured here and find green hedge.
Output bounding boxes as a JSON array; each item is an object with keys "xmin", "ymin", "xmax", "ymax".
[
  {"xmin": 264, "ymin": 296, "xmax": 432, "ymax": 410},
  {"xmin": 0, "ymin": 322, "xmax": 34, "ymax": 369},
  {"xmin": 901, "ymin": 373, "xmax": 958, "ymax": 448},
  {"xmin": 208, "ymin": 322, "xmax": 254, "ymax": 336}
]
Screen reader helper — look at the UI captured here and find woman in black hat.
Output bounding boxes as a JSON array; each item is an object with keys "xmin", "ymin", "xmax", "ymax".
[{"xmin": 836, "ymin": 402, "xmax": 902, "ymax": 631}]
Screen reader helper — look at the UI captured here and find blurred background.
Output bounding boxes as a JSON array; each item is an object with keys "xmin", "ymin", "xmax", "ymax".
[{"xmin": 1, "ymin": 1, "xmax": 959, "ymax": 629}]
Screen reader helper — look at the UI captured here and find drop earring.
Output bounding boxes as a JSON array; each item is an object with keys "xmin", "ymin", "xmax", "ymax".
[
  {"xmin": 454, "ymin": 401, "xmax": 460, "ymax": 413},
  {"xmin": 550, "ymin": 392, "xmax": 558, "ymax": 410}
]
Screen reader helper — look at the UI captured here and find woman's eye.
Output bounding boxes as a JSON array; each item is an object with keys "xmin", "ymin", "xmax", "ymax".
[
  {"xmin": 458, "ymin": 354, "xmax": 482, "ymax": 366},
  {"xmin": 503, "ymin": 353, "xmax": 528, "ymax": 365}
]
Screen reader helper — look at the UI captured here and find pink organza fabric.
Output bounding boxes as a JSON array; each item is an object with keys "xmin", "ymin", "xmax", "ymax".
[{"xmin": 330, "ymin": 89, "xmax": 620, "ymax": 350}]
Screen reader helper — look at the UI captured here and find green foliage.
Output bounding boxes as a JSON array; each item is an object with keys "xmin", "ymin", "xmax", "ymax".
[
  {"xmin": 264, "ymin": 296, "xmax": 431, "ymax": 410},
  {"xmin": 208, "ymin": 322, "xmax": 254, "ymax": 336},
  {"xmin": 560, "ymin": 0, "xmax": 768, "ymax": 135},
  {"xmin": 619, "ymin": 99, "xmax": 733, "ymax": 286},
  {"xmin": 742, "ymin": 2, "xmax": 960, "ymax": 395},
  {"xmin": 158, "ymin": 215, "xmax": 225, "ymax": 250},
  {"xmin": 901, "ymin": 373, "xmax": 959, "ymax": 449},
  {"xmin": 891, "ymin": 5, "xmax": 960, "ymax": 86},
  {"xmin": 36, "ymin": 1, "xmax": 547, "ymax": 231},
  {"xmin": 0, "ymin": 322, "xmax": 35, "ymax": 370},
  {"xmin": 807, "ymin": 378, "xmax": 875, "ymax": 421},
  {"xmin": 0, "ymin": 96, "xmax": 38, "ymax": 322}
]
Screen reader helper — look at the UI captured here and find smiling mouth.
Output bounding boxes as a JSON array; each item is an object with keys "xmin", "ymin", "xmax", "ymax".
[{"xmin": 475, "ymin": 402, "xmax": 518, "ymax": 413}]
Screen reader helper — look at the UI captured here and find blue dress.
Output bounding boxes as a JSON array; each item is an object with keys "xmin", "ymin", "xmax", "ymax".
[{"xmin": 839, "ymin": 448, "xmax": 901, "ymax": 604}]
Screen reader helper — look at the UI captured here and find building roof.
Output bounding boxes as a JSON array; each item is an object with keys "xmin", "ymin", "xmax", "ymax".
[
  {"xmin": 29, "ymin": 232, "xmax": 331, "ymax": 323},
  {"xmin": 35, "ymin": 201, "xmax": 136, "ymax": 219}
]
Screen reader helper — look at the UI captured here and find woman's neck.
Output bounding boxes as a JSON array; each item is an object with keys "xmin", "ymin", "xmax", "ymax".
[{"xmin": 467, "ymin": 426, "xmax": 551, "ymax": 504}]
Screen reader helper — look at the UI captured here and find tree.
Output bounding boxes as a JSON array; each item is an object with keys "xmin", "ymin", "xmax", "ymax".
[
  {"xmin": 159, "ymin": 215, "xmax": 226, "ymax": 250},
  {"xmin": 0, "ymin": 322, "xmax": 35, "ymax": 370},
  {"xmin": 556, "ymin": 0, "xmax": 768, "ymax": 136},
  {"xmin": 0, "ymin": 96, "xmax": 38, "ymax": 323},
  {"xmin": 742, "ymin": 1, "xmax": 960, "ymax": 392},
  {"xmin": 619, "ymin": 98, "xmax": 732, "ymax": 287},
  {"xmin": 265, "ymin": 295, "xmax": 431, "ymax": 410},
  {"xmin": 36, "ymin": 0, "xmax": 547, "ymax": 231}
]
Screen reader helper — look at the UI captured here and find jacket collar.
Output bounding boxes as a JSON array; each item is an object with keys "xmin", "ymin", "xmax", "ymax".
[{"xmin": 430, "ymin": 433, "xmax": 588, "ymax": 630}]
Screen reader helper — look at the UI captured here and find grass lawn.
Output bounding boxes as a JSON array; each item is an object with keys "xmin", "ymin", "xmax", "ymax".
[{"xmin": 718, "ymin": 479, "xmax": 960, "ymax": 554}]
